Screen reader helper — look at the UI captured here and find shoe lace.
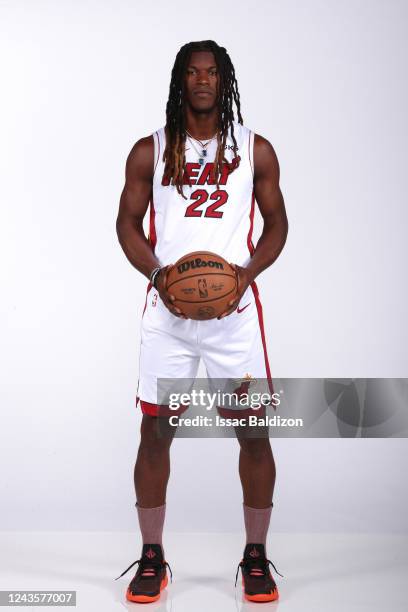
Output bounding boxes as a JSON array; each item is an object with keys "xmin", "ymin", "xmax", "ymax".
[
  {"xmin": 235, "ymin": 557, "xmax": 283, "ymax": 587},
  {"xmin": 115, "ymin": 557, "xmax": 173, "ymax": 582}
]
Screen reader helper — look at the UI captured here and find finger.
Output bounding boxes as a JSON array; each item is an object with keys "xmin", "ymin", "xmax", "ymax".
[
  {"xmin": 173, "ymin": 311, "xmax": 188, "ymax": 319},
  {"xmin": 231, "ymin": 265, "xmax": 241, "ymax": 291},
  {"xmin": 169, "ymin": 307, "xmax": 182, "ymax": 317},
  {"xmin": 163, "ymin": 264, "xmax": 176, "ymax": 300},
  {"xmin": 161, "ymin": 263, "xmax": 172, "ymax": 284},
  {"xmin": 167, "ymin": 303, "xmax": 187, "ymax": 318},
  {"xmin": 176, "ymin": 308, "xmax": 188, "ymax": 319},
  {"xmin": 165, "ymin": 290, "xmax": 176, "ymax": 304},
  {"xmin": 165, "ymin": 301, "xmax": 181, "ymax": 314},
  {"xmin": 217, "ymin": 308, "xmax": 234, "ymax": 320}
]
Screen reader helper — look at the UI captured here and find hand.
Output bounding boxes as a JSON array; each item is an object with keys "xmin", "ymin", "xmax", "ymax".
[
  {"xmin": 155, "ymin": 264, "xmax": 188, "ymax": 319},
  {"xmin": 217, "ymin": 263, "xmax": 254, "ymax": 319}
]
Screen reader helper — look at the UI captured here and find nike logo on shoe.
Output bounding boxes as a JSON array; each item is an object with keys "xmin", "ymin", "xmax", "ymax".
[{"xmin": 237, "ymin": 303, "xmax": 251, "ymax": 314}]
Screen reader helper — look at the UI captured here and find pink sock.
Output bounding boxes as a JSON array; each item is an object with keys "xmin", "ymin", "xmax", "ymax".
[
  {"xmin": 136, "ymin": 502, "xmax": 166, "ymax": 552},
  {"xmin": 243, "ymin": 502, "xmax": 273, "ymax": 547}
]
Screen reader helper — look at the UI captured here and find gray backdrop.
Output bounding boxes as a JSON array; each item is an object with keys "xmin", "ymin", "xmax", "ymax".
[{"xmin": 1, "ymin": 0, "xmax": 407, "ymax": 533}]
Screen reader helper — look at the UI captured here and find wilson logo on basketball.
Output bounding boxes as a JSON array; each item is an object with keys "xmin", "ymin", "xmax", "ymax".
[{"xmin": 177, "ymin": 257, "xmax": 224, "ymax": 274}]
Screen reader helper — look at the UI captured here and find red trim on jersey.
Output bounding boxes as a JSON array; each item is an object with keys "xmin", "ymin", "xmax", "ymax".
[
  {"xmin": 250, "ymin": 280, "xmax": 275, "ymax": 405},
  {"xmin": 247, "ymin": 190, "xmax": 256, "ymax": 256},
  {"xmin": 141, "ymin": 401, "xmax": 161, "ymax": 416},
  {"xmin": 140, "ymin": 400, "xmax": 190, "ymax": 417},
  {"xmin": 148, "ymin": 199, "xmax": 157, "ymax": 250},
  {"xmin": 153, "ymin": 131, "xmax": 160, "ymax": 176}
]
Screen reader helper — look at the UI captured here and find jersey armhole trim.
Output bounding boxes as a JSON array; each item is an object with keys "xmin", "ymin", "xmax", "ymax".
[
  {"xmin": 153, "ymin": 130, "xmax": 160, "ymax": 178},
  {"xmin": 248, "ymin": 130, "xmax": 254, "ymax": 177}
]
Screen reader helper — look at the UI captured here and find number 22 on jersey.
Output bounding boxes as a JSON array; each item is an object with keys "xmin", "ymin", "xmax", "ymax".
[{"xmin": 185, "ymin": 189, "xmax": 229, "ymax": 218}]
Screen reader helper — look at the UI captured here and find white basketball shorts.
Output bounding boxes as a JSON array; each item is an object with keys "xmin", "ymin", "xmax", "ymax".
[{"xmin": 136, "ymin": 280, "xmax": 273, "ymax": 416}]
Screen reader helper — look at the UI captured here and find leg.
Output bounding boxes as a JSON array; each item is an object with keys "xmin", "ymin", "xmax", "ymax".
[
  {"xmin": 135, "ymin": 414, "xmax": 177, "ymax": 507},
  {"xmin": 122, "ymin": 286, "xmax": 198, "ymax": 603},
  {"xmin": 234, "ymin": 431, "xmax": 280, "ymax": 602},
  {"xmin": 199, "ymin": 284, "xmax": 279, "ymax": 600},
  {"xmin": 237, "ymin": 434, "xmax": 276, "ymax": 508},
  {"xmin": 117, "ymin": 414, "xmax": 177, "ymax": 604},
  {"xmin": 199, "ymin": 283, "xmax": 276, "ymax": 509},
  {"xmin": 236, "ymin": 426, "xmax": 276, "ymax": 546}
]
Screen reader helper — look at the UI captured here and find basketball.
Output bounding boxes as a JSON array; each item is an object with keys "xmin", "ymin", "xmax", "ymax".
[{"xmin": 166, "ymin": 251, "xmax": 238, "ymax": 320}]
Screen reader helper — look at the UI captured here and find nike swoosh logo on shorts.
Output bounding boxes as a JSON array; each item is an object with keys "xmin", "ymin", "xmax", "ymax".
[{"xmin": 237, "ymin": 303, "xmax": 251, "ymax": 314}]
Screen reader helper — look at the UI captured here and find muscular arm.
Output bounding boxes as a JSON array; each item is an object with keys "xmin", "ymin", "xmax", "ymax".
[
  {"xmin": 116, "ymin": 137, "xmax": 184, "ymax": 317},
  {"xmin": 116, "ymin": 136, "xmax": 159, "ymax": 279},
  {"xmin": 218, "ymin": 134, "xmax": 288, "ymax": 318},
  {"xmin": 246, "ymin": 134, "xmax": 288, "ymax": 280}
]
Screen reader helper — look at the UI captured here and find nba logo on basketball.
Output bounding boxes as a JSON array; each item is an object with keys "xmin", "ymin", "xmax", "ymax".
[{"xmin": 198, "ymin": 279, "xmax": 208, "ymax": 298}]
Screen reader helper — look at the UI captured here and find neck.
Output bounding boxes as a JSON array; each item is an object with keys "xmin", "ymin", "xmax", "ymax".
[{"xmin": 185, "ymin": 106, "xmax": 218, "ymax": 140}]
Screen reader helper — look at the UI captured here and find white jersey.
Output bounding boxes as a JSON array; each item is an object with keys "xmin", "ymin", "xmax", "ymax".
[
  {"xmin": 136, "ymin": 122, "xmax": 275, "ymax": 412},
  {"xmin": 149, "ymin": 121, "xmax": 255, "ymax": 267}
]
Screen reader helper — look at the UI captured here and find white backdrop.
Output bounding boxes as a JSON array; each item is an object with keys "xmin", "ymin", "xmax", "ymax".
[{"xmin": 1, "ymin": 0, "xmax": 407, "ymax": 533}]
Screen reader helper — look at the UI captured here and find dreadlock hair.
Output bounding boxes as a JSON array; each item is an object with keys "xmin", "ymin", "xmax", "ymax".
[{"xmin": 163, "ymin": 40, "xmax": 243, "ymax": 198}]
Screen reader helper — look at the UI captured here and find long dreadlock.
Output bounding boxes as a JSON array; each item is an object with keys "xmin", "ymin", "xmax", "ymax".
[{"xmin": 163, "ymin": 40, "xmax": 243, "ymax": 198}]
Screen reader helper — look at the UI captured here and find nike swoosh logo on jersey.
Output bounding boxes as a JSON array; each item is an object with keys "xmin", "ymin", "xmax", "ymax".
[{"xmin": 237, "ymin": 303, "xmax": 251, "ymax": 314}]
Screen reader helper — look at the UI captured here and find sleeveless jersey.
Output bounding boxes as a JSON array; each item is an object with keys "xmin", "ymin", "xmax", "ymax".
[{"xmin": 149, "ymin": 121, "xmax": 255, "ymax": 268}]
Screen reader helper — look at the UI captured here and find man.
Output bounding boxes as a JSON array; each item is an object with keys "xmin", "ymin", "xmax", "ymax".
[{"xmin": 115, "ymin": 40, "xmax": 288, "ymax": 603}]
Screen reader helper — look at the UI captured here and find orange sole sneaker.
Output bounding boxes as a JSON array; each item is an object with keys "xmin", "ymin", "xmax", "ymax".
[
  {"xmin": 126, "ymin": 574, "xmax": 168, "ymax": 603},
  {"xmin": 242, "ymin": 576, "xmax": 279, "ymax": 602}
]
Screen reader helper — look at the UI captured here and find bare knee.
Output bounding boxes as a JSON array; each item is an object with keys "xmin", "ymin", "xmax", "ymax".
[
  {"xmin": 137, "ymin": 415, "xmax": 174, "ymax": 462},
  {"xmin": 238, "ymin": 437, "xmax": 272, "ymax": 461}
]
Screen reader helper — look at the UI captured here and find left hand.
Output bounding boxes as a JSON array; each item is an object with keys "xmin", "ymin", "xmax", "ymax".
[{"xmin": 217, "ymin": 263, "xmax": 254, "ymax": 319}]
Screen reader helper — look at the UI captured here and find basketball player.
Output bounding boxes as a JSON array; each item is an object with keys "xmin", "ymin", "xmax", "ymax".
[{"xmin": 115, "ymin": 40, "xmax": 288, "ymax": 603}]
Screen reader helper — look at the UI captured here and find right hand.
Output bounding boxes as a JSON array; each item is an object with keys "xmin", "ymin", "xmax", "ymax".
[{"xmin": 155, "ymin": 264, "xmax": 187, "ymax": 318}]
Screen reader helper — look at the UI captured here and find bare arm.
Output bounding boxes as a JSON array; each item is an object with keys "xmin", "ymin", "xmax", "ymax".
[
  {"xmin": 116, "ymin": 137, "xmax": 184, "ymax": 317},
  {"xmin": 246, "ymin": 134, "xmax": 288, "ymax": 279},
  {"xmin": 116, "ymin": 136, "xmax": 159, "ymax": 278},
  {"xmin": 218, "ymin": 134, "xmax": 288, "ymax": 318}
]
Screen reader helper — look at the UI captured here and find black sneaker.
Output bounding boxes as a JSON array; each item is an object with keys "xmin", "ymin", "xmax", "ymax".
[
  {"xmin": 115, "ymin": 543, "xmax": 172, "ymax": 603},
  {"xmin": 235, "ymin": 543, "xmax": 282, "ymax": 602}
]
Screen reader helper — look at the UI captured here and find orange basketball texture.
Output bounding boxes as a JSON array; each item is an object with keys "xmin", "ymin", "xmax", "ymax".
[{"xmin": 166, "ymin": 251, "xmax": 238, "ymax": 320}]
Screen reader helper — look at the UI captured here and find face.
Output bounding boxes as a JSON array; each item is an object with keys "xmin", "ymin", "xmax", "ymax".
[{"xmin": 184, "ymin": 51, "xmax": 219, "ymax": 113}]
